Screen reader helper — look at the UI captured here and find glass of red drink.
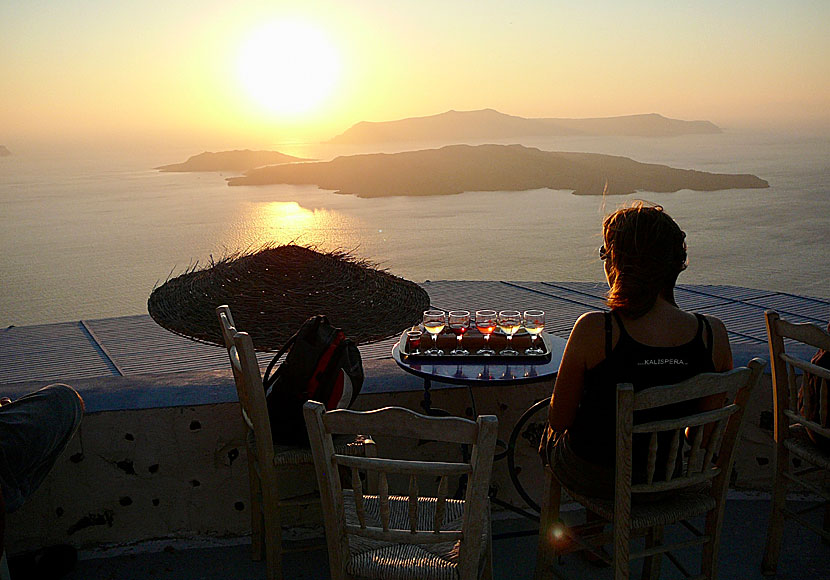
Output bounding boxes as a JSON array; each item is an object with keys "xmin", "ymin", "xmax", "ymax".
[{"xmin": 448, "ymin": 310, "xmax": 471, "ymax": 355}]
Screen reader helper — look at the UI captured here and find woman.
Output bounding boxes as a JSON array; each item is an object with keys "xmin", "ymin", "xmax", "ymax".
[{"xmin": 541, "ymin": 201, "xmax": 733, "ymax": 499}]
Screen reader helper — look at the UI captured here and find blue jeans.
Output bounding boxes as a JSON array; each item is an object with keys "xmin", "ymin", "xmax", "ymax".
[{"xmin": 0, "ymin": 384, "xmax": 84, "ymax": 513}]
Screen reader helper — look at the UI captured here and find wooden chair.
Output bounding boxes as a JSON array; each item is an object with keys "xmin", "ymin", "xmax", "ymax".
[
  {"xmin": 216, "ymin": 305, "xmax": 373, "ymax": 580},
  {"xmin": 303, "ymin": 401, "xmax": 498, "ymax": 580},
  {"xmin": 761, "ymin": 310, "xmax": 830, "ymax": 575},
  {"xmin": 535, "ymin": 359, "xmax": 765, "ymax": 580}
]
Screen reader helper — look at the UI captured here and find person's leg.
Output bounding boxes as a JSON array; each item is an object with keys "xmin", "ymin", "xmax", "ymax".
[
  {"xmin": 0, "ymin": 384, "xmax": 84, "ymax": 513},
  {"xmin": 549, "ymin": 432, "xmax": 615, "ymax": 500}
]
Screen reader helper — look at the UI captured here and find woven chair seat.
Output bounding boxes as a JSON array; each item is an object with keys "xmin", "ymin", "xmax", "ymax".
[
  {"xmin": 342, "ymin": 491, "xmax": 487, "ymax": 580},
  {"xmin": 785, "ymin": 425, "xmax": 830, "ymax": 470},
  {"xmin": 246, "ymin": 431, "xmax": 369, "ymax": 466},
  {"xmin": 274, "ymin": 435, "xmax": 369, "ymax": 466},
  {"xmin": 566, "ymin": 485, "xmax": 716, "ymax": 530}
]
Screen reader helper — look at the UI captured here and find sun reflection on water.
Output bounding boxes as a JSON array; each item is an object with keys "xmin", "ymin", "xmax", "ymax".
[{"xmin": 228, "ymin": 200, "xmax": 360, "ymax": 250}]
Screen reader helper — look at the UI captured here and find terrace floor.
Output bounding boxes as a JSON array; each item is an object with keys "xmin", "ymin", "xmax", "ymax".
[{"xmin": 61, "ymin": 496, "xmax": 828, "ymax": 580}]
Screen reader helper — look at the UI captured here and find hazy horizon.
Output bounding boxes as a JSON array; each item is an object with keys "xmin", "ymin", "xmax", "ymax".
[{"xmin": 2, "ymin": 1, "xmax": 829, "ymax": 150}]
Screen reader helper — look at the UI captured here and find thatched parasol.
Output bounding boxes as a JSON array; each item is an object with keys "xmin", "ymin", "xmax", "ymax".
[{"xmin": 148, "ymin": 244, "xmax": 430, "ymax": 351}]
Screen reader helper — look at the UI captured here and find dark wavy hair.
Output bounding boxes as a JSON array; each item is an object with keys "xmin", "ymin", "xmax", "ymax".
[{"xmin": 602, "ymin": 201, "xmax": 688, "ymax": 318}]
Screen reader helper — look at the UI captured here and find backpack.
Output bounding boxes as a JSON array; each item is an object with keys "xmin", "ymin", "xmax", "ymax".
[{"xmin": 262, "ymin": 315, "xmax": 364, "ymax": 446}]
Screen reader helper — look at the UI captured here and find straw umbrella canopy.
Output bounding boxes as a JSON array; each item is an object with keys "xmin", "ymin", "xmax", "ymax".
[{"xmin": 148, "ymin": 244, "xmax": 430, "ymax": 351}]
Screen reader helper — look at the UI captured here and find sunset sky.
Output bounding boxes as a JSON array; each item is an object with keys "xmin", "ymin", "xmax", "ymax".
[{"xmin": 2, "ymin": 1, "xmax": 828, "ymax": 148}]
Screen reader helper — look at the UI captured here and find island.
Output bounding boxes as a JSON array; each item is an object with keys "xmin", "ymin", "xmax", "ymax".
[
  {"xmin": 0, "ymin": 145, "xmax": 11, "ymax": 157},
  {"xmin": 328, "ymin": 109, "xmax": 722, "ymax": 144},
  {"xmin": 156, "ymin": 149, "xmax": 310, "ymax": 172},
  {"xmin": 226, "ymin": 144, "xmax": 768, "ymax": 197}
]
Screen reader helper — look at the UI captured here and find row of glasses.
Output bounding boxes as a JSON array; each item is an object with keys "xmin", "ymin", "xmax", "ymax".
[{"xmin": 418, "ymin": 309, "xmax": 545, "ymax": 356}]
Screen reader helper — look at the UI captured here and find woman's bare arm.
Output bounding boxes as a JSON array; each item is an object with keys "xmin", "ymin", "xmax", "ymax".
[{"xmin": 547, "ymin": 312, "xmax": 605, "ymax": 431}]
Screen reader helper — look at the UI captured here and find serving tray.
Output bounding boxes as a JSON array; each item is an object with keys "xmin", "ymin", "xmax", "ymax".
[{"xmin": 398, "ymin": 327, "xmax": 553, "ymax": 362}]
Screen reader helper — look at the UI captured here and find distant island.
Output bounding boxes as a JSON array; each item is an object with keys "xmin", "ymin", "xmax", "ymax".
[
  {"xmin": 328, "ymin": 109, "xmax": 722, "ymax": 144},
  {"xmin": 227, "ymin": 144, "xmax": 768, "ymax": 197},
  {"xmin": 156, "ymin": 149, "xmax": 310, "ymax": 172},
  {"xmin": 0, "ymin": 145, "xmax": 11, "ymax": 157}
]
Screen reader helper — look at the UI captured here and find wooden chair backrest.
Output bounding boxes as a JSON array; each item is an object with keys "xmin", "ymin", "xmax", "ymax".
[
  {"xmin": 303, "ymin": 402, "xmax": 498, "ymax": 580},
  {"xmin": 766, "ymin": 310, "xmax": 830, "ymax": 441},
  {"xmin": 216, "ymin": 305, "xmax": 276, "ymax": 466},
  {"xmin": 615, "ymin": 359, "xmax": 765, "ymax": 499}
]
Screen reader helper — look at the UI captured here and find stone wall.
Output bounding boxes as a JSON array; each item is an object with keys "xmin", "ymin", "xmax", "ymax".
[{"xmin": 6, "ymin": 366, "xmax": 783, "ymax": 555}]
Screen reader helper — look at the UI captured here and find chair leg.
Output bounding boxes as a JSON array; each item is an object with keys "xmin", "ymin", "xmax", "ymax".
[
  {"xmin": 761, "ymin": 449, "xmax": 790, "ymax": 576},
  {"xmin": 612, "ymin": 518, "xmax": 630, "ymax": 580},
  {"xmin": 701, "ymin": 492, "xmax": 731, "ymax": 580},
  {"xmin": 247, "ymin": 466, "xmax": 265, "ymax": 561},
  {"xmin": 483, "ymin": 515, "xmax": 494, "ymax": 580},
  {"xmin": 262, "ymin": 490, "xmax": 284, "ymax": 580},
  {"xmin": 535, "ymin": 468, "xmax": 562, "ymax": 580},
  {"xmin": 640, "ymin": 526, "xmax": 663, "ymax": 580}
]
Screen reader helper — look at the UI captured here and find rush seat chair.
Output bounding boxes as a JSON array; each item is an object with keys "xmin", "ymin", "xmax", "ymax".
[
  {"xmin": 217, "ymin": 305, "xmax": 373, "ymax": 580},
  {"xmin": 304, "ymin": 401, "xmax": 498, "ymax": 580},
  {"xmin": 535, "ymin": 359, "xmax": 764, "ymax": 580},
  {"xmin": 761, "ymin": 310, "xmax": 830, "ymax": 575}
]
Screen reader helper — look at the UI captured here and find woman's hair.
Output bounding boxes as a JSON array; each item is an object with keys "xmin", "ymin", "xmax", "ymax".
[{"xmin": 602, "ymin": 201, "xmax": 687, "ymax": 318}]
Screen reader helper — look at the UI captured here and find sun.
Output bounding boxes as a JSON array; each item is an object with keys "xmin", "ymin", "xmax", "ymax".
[{"xmin": 237, "ymin": 20, "xmax": 340, "ymax": 116}]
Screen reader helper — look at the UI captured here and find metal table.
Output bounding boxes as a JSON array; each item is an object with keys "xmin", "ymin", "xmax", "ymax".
[
  {"xmin": 392, "ymin": 333, "xmax": 566, "ymax": 416},
  {"xmin": 392, "ymin": 333, "xmax": 567, "ymax": 522}
]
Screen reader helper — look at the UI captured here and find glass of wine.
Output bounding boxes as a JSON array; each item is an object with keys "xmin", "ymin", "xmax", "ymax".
[
  {"xmin": 448, "ymin": 310, "xmax": 471, "ymax": 355},
  {"xmin": 497, "ymin": 310, "xmax": 522, "ymax": 355},
  {"xmin": 523, "ymin": 309, "xmax": 546, "ymax": 354},
  {"xmin": 475, "ymin": 309, "xmax": 497, "ymax": 355},
  {"xmin": 406, "ymin": 329, "xmax": 423, "ymax": 355},
  {"xmin": 422, "ymin": 310, "xmax": 446, "ymax": 355}
]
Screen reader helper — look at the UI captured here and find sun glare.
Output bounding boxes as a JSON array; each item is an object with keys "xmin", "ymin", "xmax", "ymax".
[{"xmin": 237, "ymin": 20, "xmax": 339, "ymax": 117}]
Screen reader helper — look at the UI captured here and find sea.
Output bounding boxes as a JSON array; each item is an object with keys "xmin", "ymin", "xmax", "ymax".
[{"xmin": 1, "ymin": 129, "xmax": 828, "ymax": 328}]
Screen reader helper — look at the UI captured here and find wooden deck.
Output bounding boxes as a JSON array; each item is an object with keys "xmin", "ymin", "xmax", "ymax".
[{"xmin": 2, "ymin": 281, "xmax": 828, "ymax": 386}]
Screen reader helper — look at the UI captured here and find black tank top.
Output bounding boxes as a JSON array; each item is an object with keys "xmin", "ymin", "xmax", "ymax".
[{"xmin": 568, "ymin": 311, "xmax": 716, "ymax": 477}]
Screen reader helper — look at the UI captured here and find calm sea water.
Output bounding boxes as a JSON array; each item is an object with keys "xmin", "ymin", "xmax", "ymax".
[{"xmin": 1, "ymin": 130, "xmax": 828, "ymax": 327}]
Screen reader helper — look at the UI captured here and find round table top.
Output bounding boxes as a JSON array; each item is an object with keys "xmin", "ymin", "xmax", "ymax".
[{"xmin": 392, "ymin": 333, "xmax": 567, "ymax": 386}]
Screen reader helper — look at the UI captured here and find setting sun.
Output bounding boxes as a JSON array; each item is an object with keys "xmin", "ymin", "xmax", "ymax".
[{"xmin": 237, "ymin": 20, "xmax": 340, "ymax": 117}]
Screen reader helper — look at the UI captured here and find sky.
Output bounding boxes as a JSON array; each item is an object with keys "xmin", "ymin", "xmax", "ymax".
[{"xmin": 2, "ymin": 0, "xmax": 829, "ymax": 149}]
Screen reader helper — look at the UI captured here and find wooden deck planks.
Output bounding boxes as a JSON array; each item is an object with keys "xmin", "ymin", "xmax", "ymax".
[
  {"xmin": 2, "ymin": 282, "xmax": 828, "ymax": 386},
  {"xmin": 0, "ymin": 321, "xmax": 116, "ymax": 384}
]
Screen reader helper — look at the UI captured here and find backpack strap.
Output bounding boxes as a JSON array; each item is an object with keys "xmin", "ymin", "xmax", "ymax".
[
  {"xmin": 263, "ymin": 332, "xmax": 299, "ymax": 392},
  {"xmin": 696, "ymin": 313, "xmax": 714, "ymax": 360},
  {"xmin": 306, "ymin": 331, "xmax": 345, "ymax": 400}
]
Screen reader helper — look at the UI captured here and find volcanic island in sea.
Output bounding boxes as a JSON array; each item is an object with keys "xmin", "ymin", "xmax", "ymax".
[{"xmin": 159, "ymin": 110, "xmax": 769, "ymax": 197}]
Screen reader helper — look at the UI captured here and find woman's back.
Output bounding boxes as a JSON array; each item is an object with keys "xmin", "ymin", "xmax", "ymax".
[{"xmin": 568, "ymin": 309, "xmax": 716, "ymax": 469}]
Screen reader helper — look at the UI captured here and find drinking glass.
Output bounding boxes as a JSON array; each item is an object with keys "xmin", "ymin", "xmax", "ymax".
[
  {"xmin": 497, "ymin": 310, "xmax": 522, "ymax": 355},
  {"xmin": 474, "ymin": 309, "xmax": 497, "ymax": 355},
  {"xmin": 523, "ymin": 309, "xmax": 546, "ymax": 354},
  {"xmin": 448, "ymin": 310, "xmax": 471, "ymax": 355},
  {"xmin": 422, "ymin": 310, "xmax": 446, "ymax": 355},
  {"xmin": 406, "ymin": 329, "xmax": 423, "ymax": 355}
]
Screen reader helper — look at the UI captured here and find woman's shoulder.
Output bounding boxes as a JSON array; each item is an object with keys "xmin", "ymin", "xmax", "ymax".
[
  {"xmin": 699, "ymin": 313, "xmax": 733, "ymax": 371},
  {"xmin": 572, "ymin": 310, "xmax": 608, "ymax": 334},
  {"xmin": 697, "ymin": 313, "xmax": 728, "ymax": 341},
  {"xmin": 562, "ymin": 310, "xmax": 609, "ymax": 371},
  {"xmin": 569, "ymin": 311, "xmax": 609, "ymax": 351}
]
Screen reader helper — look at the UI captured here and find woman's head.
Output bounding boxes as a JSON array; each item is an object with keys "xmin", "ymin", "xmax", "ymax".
[{"xmin": 601, "ymin": 201, "xmax": 687, "ymax": 317}]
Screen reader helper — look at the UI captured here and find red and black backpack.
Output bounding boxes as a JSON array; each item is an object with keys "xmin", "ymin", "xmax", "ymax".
[{"xmin": 263, "ymin": 315, "xmax": 364, "ymax": 446}]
